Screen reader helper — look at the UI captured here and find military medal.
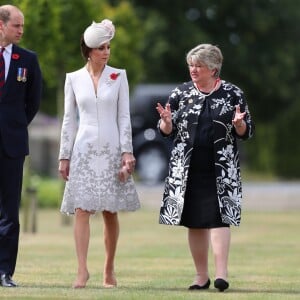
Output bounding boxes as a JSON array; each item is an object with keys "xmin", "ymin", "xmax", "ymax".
[
  {"xmin": 17, "ymin": 68, "xmax": 27, "ymax": 82},
  {"xmin": 17, "ymin": 68, "xmax": 22, "ymax": 81},
  {"xmin": 21, "ymin": 68, "xmax": 27, "ymax": 82}
]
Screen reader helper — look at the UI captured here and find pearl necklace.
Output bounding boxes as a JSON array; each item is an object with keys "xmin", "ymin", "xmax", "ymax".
[{"xmin": 195, "ymin": 78, "xmax": 220, "ymax": 98}]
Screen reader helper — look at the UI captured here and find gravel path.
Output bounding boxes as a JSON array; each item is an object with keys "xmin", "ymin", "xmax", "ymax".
[{"xmin": 136, "ymin": 181, "xmax": 300, "ymax": 211}]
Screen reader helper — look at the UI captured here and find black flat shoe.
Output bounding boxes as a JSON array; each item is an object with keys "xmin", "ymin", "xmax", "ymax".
[
  {"xmin": 214, "ymin": 278, "xmax": 229, "ymax": 292},
  {"xmin": 189, "ymin": 278, "xmax": 210, "ymax": 290},
  {"xmin": 0, "ymin": 274, "xmax": 17, "ymax": 287}
]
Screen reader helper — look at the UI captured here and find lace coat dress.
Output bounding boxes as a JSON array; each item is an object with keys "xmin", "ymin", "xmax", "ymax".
[{"xmin": 59, "ymin": 65, "xmax": 140, "ymax": 214}]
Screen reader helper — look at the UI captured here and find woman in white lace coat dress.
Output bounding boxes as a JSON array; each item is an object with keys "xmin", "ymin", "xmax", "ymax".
[{"xmin": 58, "ymin": 19, "xmax": 140, "ymax": 289}]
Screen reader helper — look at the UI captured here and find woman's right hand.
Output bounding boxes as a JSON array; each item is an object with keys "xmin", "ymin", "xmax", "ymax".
[
  {"xmin": 156, "ymin": 102, "xmax": 172, "ymax": 123},
  {"xmin": 156, "ymin": 102, "xmax": 172, "ymax": 134},
  {"xmin": 58, "ymin": 159, "xmax": 70, "ymax": 181}
]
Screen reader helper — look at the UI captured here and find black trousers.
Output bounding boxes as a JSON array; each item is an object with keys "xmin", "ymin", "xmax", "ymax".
[{"xmin": 0, "ymin": 140, "xmax": 24, "ymax": 276}]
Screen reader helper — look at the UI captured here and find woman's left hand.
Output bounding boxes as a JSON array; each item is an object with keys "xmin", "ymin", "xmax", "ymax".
[
  {"xmin": 232, "ymin": 105, "xmax": 247, "ymax": 135},
  {"xmin": 121, "ymin": 152, "xmax": 136, "ymax": 174},
  {"xmin": 232, "ymin": 105, "xmax": 246, "ymax": 127}
]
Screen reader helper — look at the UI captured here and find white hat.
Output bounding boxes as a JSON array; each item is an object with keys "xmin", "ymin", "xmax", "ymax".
[{"xmin": 83, "ymin": 19, "xmax": 115, "ymax": 48}]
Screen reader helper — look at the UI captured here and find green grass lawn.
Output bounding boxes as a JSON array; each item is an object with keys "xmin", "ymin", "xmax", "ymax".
[{"xmin": 2, "ymin": 208, "xmax": 299, "ymax": 299}]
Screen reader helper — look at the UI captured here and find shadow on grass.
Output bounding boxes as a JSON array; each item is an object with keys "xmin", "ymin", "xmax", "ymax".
[{"xmin": 16, "ymin": 284, "xmax": 300, "ymax": 295}]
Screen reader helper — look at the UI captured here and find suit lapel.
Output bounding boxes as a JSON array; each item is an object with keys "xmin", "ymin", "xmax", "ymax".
[
  {"xmin": 6, "ymin": 45, "xmax": 21, "ymax": 85},
  {"xmin": 2, "ymin": 45, "xmax": 23, "ymax": 98}
]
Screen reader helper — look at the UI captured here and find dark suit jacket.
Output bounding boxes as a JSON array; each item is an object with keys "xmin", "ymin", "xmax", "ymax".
[{"xmin": 0, "ymin": 44, "xmax": 42, "ymax": 158}]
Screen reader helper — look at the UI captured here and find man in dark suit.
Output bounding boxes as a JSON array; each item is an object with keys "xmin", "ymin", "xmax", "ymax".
[{"xmin": 0, "ymin": 5, "xmax": 42, "ymax": 287}]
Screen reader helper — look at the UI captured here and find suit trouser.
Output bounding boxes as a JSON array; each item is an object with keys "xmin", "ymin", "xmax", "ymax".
[{"xmin": 0, "ymin": 142, "xmax": 24, "ymax": 276}]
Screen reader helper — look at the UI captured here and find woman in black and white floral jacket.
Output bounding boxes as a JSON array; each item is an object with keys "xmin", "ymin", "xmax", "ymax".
[{"xmin": 156, "ymin": 44, "xmax": 254, "ymax": 292}]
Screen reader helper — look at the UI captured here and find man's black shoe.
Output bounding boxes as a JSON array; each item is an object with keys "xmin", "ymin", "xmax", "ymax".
[{"xmin": 0, "ymin": 274, "xmax": 17, "ymax": 287}]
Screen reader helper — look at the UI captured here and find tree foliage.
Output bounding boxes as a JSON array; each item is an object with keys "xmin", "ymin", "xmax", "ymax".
[
  {"xmin": 128, "ymin": 0, "xmax": 300, "ymax": 121},
  {"xmin": 127, "ymin": 0, "xmax": 300, "ymax": 178},
  {"xmin": 10, "ymin": 0, "xmax": 143, "ymax": 114},
  {"xmin": 5, "ymin": 0, "xmax": 300, "ymax": 177}
]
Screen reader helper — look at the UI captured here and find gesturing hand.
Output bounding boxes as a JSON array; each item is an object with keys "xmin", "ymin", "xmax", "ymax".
[
  {"xmin": 232, "ymin": 105, "xmax": 246, "ymax": 128},
  {"xmin": 156, "ymin": 102, "xmax": 172, "ymax": 124},
  {"xmin": 156, "ymin": 102, "xmax": 173, "ymax": 135}
]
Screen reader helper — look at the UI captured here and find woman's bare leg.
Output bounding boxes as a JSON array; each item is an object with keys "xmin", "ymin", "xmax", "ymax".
[
  {"xmin": 188, "ymin": 228, "xmax": 210, "ymax": 285},
  {"xmin": 73, "ymin": 208, "xmax": 91, "ymax": 288},
  {"xmin": 102, "ymin": 211, "xmax": 119, "ymax": 287},
  {"xmin": 210, "ymin": 227, "xmax": 231, "ymax": 280}
]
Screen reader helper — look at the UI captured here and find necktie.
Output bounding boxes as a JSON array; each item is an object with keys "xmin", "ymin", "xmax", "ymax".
[{"xmin": 0, "ymin": 47, "xmax": 5, "ymax": 96}]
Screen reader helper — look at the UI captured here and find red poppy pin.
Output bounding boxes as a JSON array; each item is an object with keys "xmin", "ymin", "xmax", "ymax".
[
  {"xmin": 110, "ymin": 73, "xmax": 120, "ymax": 80},
  {"xmin": 12, "ymin": 53, "xmax": 20, "ymax": 60},
  {"xmin": 107, "ymin": 72, "xmax": 120, "ymax": 85}
]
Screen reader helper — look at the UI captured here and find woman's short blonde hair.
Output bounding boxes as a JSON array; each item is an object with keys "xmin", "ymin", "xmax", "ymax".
[{"xmin": 186, "ymin": 44, "xmax": 223, "ymax": 78}]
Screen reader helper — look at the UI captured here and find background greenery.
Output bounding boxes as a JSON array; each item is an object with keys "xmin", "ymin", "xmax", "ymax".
[
  {"xmin": 1, "ymin": 209, "xmax": 299, "ymax": 299},
  {"xmin": 5, "ymin": 0, "xmax": 300, "ymax": 178},
  {"xmin": 24, "ymin": 168, "xmax": 279, "ymax": 209}
]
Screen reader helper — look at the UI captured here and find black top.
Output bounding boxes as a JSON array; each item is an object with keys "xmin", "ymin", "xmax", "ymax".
[{"xmin": 180, "ymin": 97, "xmax": 229, "ymax": 228}]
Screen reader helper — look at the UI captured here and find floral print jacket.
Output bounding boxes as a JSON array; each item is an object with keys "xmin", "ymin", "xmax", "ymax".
[{"xmin": 158, "ymin": 80, "xmax": 255, "ymax": 226}]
